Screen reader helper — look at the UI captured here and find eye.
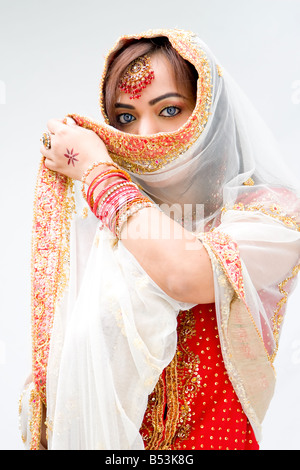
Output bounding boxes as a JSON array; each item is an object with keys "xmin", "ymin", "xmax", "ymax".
[
  {"xmin": 160, "ymin": 106, "xmax": 181, "ymax": 117},
  {"xmin": 117, "ymin": 113, "xmax": 136, "ymax": 125}
]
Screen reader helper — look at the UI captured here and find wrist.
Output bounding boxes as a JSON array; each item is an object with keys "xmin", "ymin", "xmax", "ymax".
[
  {"xmin": 81, "ymin": 161, "xmax": 131, "ymax": 203},
  {"xmin": 84, "ymin": 164, "xmax": 116, "ymax": 186},
  {"xmin": 82, "ymin": 161, "xmax": 118, "ymax": 186},
  {"xmin": 82, "ymin": 163, "xmax": 153, "ymax": 239}
]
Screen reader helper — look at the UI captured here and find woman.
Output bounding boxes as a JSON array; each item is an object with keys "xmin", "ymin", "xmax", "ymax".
[{"xmin": 19, "ymin": 29, "xmax": 300, "ymax": 450}]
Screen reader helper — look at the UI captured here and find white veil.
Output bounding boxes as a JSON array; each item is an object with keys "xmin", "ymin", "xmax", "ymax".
[
  {"xmin": 128, "ymin": 35, "xmax": 299, "ymax": 229},
  {"xmin": 19, "ymin": 29, "xmax": 300, "ymax": 450}
]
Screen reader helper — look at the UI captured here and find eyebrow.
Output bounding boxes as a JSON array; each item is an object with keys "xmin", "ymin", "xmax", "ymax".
[
  {"xmin": 115, "ymin": 92, "xmax": 187, "ymax": 109},
  {"xmin": 149, "ymin": 92, "xmax": 186, "ymax": 105}
]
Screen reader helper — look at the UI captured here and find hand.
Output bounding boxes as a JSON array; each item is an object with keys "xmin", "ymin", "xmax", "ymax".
[{"xmin": 40, "ymin": 118, "xmax": 113, "ymax": 180}]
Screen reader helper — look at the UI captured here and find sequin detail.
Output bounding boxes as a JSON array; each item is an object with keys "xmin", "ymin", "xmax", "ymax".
[
  {"xmin": 119, "ymin": 54, "xmax": 155, "ymax": 99},
  {"xmin": 226, "ymin": 201, "xmax": 300, "ymax": 231},
  {"xmin": 140, "ymin": 304, "xmax": 259, "ymax": 450},
  {"xmin": 200, "ymin": 231, "xmax": 245, "ymax": 300}
]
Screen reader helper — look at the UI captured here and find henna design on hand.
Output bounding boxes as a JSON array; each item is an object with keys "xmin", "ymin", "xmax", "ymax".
[{"xmin": 64, "ymin": 148, "xmax": 79, "ymax": 166}]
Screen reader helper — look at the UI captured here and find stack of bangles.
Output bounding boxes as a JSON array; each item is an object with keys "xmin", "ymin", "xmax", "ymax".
[{"xmin": 81, "ymin": 161, "xmax": 154, "ymax": 238}]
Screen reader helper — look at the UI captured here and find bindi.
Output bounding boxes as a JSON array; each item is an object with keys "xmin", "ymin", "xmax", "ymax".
[
  {"xmin": 64, "ymin": 148, "xmax": 79, "ymax": 166},
  {"xmin": 118, "ymin": 54, "xmax": 155, "ymax": 100}
]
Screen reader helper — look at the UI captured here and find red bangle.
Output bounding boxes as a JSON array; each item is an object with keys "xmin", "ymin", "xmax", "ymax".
[
  {"xmin": 87, "ymin": 171, "xmax": 131, "ymax": 209},
  {"xmin": 97, "ymin": 185, "xmax": 138, "ymax": 220},
  {"xmin": 93, "ymin": 182, "xmax": 131, "ymax": 216},
  {"xmin": 86, "ymin": 170, "xmax": 116, "ymax": 204},
  {"xmin": 85, "ymin": 169, "xmax": 131, "ymax": 202},
  {"xmin": 91, "ymin": 180, "xmax": 126, "ymax": 213},
  {"xmin": 86, "ymin": 171, "xmax": 153, "ymax": 238},
  {"xmin": 81, "ymin": 161, "xmax": 131, "ymax": 201}
]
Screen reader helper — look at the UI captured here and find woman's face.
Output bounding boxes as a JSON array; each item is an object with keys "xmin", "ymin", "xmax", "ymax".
[{"xmin": 113, "ymin": 53, "xmax": 195, "ymax": 135}]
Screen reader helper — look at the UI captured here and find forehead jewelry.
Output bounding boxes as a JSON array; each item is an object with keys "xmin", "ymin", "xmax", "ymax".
[{"xmin": 118, "ymin": 54, "xmax": 155, "ymax": 99}]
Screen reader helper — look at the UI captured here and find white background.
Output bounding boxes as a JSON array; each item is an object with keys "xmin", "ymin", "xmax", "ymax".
[{"xmin": 0, "ymin": 0, "xmax": 299, "ymax": 450}]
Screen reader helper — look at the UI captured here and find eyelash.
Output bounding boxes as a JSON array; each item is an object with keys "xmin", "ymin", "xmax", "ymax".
[
  {"xmin": 116, "ymin": 106, "xmax": 181, "ymax": 125},
  {"xmin": 117, "ymin": 113, "xmax": 135, "ymax": 125},
  {"xmin": 159, "ymin": 105, "xmax": 181, "ymax": 118}
]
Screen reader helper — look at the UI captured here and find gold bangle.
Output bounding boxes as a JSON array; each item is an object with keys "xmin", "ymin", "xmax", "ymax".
[{"xmin": 81, "ymin": 161, "xmax": 126, "ymax": 201}]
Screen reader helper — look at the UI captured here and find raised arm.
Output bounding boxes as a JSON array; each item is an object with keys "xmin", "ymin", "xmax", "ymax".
[{"xmin": 42, "ymin": 118, "xmax": 214, "ymax": 304}]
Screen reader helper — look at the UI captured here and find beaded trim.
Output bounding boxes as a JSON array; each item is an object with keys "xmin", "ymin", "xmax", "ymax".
[
  {"xmin": 271, "ymin": 262, "xmax": 300, "ymax": 362},
  {"xmin": 200, "ymin": 231, "xmax": 245, "ymax": 301},
  {"xmin": 68, "ymin": 30, "xmax": 213, "ymax": 174},
  {"xmin": 30, "ymin": 160, "xmax": 75, "ymax": 449},
  {"xmin": 224, "ymin": 201, "xmax": 300, "ymax": 232},
  {"xmin": 31, "ymin": 163, "xmax": 74, "ymax": 405},
  {"xmin": 199, "ymin": 231, "xmax": 273, "ymax": 365}
]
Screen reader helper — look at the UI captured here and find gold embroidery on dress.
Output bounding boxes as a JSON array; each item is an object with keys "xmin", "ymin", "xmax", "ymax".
[
  {"xmin": 141, "ymin": 309, "xmax": 202, "ymax": 449},
  {"xmin": 162, "ymin": 355, "xmax": 179, "ymax": 448},
  {"xmin": 141, "ymin": 375, "xmax": 165, "ymax": 449},
  {"xmin": 171, "ymin": 310, "xmax": 202, "ymax": 449}
]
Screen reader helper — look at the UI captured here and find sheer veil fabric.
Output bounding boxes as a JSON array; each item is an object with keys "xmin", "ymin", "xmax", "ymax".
[{"xmin": 19, "ymin": 29, "xmax": 300, "ymax": 449}]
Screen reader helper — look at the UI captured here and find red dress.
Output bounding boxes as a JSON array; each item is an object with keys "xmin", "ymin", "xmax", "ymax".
[{"xmin": 140, "ymin": 303, "xmax": 259, "ymax": 450}]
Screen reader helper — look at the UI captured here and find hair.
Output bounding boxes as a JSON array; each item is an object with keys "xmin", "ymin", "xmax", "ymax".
[{"xmin": 103, "ymin": 37, "xmax": 198, "ymax": 127}]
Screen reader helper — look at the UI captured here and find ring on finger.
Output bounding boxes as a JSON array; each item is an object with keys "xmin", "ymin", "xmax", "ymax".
[{"xmin": 41, "ymin": 131, "xmax": 52, "ymax": 150}]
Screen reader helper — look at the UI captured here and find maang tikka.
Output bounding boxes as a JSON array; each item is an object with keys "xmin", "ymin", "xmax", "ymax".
[{"xmin": 119, "ymin": 54, "xmax": 155, "ymax": 99}]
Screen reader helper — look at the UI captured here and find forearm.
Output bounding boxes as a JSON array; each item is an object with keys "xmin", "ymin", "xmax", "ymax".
[
  {"xmin": 85, "ymin": 165, "xmax": 214, "ymax": 304},
  {"xmin": 41, "ymin": 119, "xmax": 214, "ymax": 304},
  {"xmin": 120, "ymin": 206, "xmax": 214, "ymax": 304}
]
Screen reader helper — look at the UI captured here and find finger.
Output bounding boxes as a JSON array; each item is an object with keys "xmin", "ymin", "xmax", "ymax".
[
  {"xmin": 47, "ymin": 118, "xmax": 66, "ymax": 134},
  {"xmin": 44, "ymin": 157, "xmax": 56, "ymax": 170},
  {"xmin": 40, "ymin": 145, "xmax": 53, "ymax": 158},
  {"xmin": 63, "ymin": 116, "xmax": 77, "ymax": 126}
]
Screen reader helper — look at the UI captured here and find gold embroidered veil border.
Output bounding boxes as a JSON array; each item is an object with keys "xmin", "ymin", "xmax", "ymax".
[{"xmin": 30, "ymin": 163, "xmax": 74, "ymax": 449}]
